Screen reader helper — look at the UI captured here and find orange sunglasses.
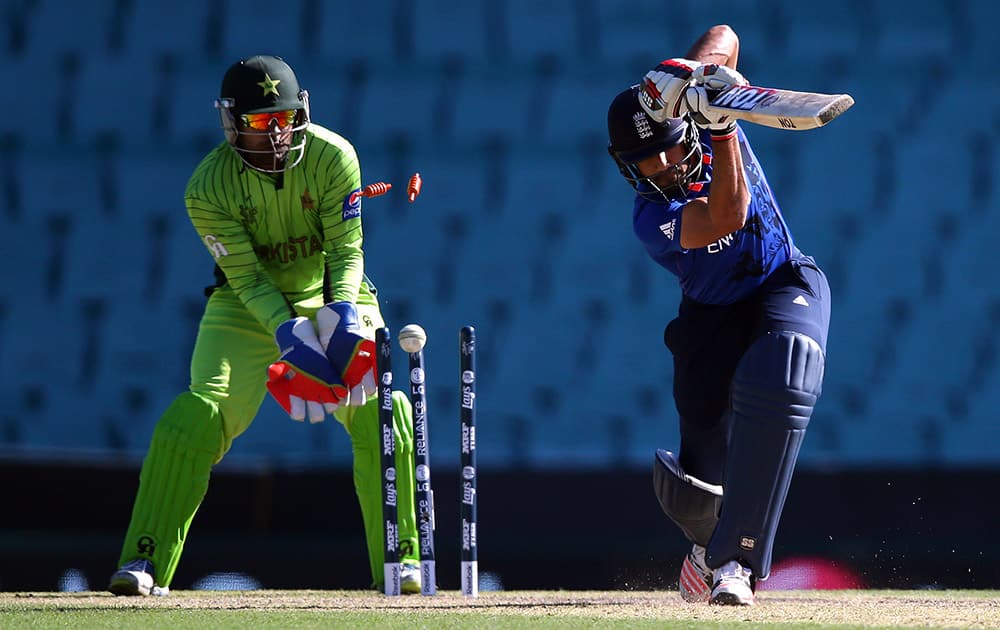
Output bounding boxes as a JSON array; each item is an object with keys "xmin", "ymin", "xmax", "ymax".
[{"xmin": 240, "ymin": 110, "xmax": 298, "ymax": 130}]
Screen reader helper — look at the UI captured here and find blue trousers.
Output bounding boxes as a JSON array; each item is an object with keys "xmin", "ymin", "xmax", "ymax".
[{"xmin": 664, "ymin": 255, "xmax": 831, "ymax": 485}]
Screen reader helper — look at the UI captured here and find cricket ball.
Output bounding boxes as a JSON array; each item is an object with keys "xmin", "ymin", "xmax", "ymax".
[{"xmin": 398, "ymin": 324, "xmax": 427, "ymax": 353}]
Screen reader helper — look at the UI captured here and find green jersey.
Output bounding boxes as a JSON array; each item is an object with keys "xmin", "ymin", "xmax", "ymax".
[{"xmin": 185, "ymin": 123, "xmax": 364, "ymax": 333}]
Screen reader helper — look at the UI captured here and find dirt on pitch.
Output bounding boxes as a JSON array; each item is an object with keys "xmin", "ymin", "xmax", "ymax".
[{"xmin": 4, "ymin": 590, "xmax": 1000, "ymax": 627}]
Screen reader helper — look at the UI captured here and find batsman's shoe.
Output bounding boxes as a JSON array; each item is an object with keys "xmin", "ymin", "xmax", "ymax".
[
  {"xmin": 108, "ymin": 559, "xmax": 169, "ymax": 597},
  {"xmin": 400, "ymin": 561, "xmax": 422, "ymax": 595},
  {"xmin": 679, "ymin": 544, "xmax": 712, "ymax": 602},
  {"xmin": 709, "ymin": 560, "xmax": 755, "ymax": 606}
]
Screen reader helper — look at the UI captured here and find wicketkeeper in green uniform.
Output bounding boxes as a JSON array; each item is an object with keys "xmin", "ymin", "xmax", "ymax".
[{"xmin": 108, "ymin": 55, "xmax": 421, "ymax": 595}]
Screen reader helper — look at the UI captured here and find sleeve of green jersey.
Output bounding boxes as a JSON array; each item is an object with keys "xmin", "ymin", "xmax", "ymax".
[
  {"xmin": 316, "ymin": 131, "xmax": 364, "ymax": 306},
  {"xmin": 185, "ymin": 155, "xmax": 296, "ymax": 333},
  {"xmin": 186, "ymin": 197, "xmax": 296, "ymax": 331}
]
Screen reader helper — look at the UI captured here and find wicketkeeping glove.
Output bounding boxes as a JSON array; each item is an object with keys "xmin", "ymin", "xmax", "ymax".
[
  {"xmin": 639, "ymin": 58, "xmax": 702, "ymax": 123},
  {"xmin": 266, "ymin": 317, "xmax": 345, "ymax": 423},
  {"xmin": 316, "ymin": 302, "xmax": 377, "ymax": 407}
]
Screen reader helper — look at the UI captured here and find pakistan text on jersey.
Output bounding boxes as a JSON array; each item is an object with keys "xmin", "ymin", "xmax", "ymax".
[{"xmin": 255, "ymin": 235, "xmax": 324, "ymax": 263}]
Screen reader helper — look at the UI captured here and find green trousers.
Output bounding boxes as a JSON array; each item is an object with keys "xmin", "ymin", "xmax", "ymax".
[{"xmin": 116, "ymin": 283, "xmax": 418, "ymax": 588}]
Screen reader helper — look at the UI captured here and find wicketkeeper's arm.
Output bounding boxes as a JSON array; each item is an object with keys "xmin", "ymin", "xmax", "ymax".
[
  {"xmin": 186, "ymin": 195, "xmax": 297, "ymax": 332},
  {"xmin": 318, "ymin": 139, "xmax": 364, "ymax": 307}
]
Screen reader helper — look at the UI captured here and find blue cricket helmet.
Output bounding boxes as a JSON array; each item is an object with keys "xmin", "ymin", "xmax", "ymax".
[{"xmin": 607, "ymin": 85, "xmax": 704, "ymax": 203}]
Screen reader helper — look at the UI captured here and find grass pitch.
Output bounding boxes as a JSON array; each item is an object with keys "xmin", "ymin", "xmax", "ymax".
[{"xmin": 1, "ymin": 589, "xmax": 998, "ymax": 629}]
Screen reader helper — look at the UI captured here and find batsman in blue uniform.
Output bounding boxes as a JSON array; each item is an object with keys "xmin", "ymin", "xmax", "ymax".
[{"xmin": 606, "ymin": 25, "xmax": 831, "ymax": 606}]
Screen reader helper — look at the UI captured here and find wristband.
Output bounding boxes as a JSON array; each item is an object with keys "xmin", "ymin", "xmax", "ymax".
[{"xmin": 710, "ymin": 124, "xmax": 737, "ymax": 141}]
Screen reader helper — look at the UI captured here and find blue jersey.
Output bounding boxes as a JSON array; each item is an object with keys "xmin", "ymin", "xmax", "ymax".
[{"xmin": 632, "ymin": 127, "xmax": 796, "ymax": 304}]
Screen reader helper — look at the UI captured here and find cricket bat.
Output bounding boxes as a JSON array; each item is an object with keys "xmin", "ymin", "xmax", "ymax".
[{"xmin": 705, "ymin": 84, "xmax": 854, "ymax": 131}]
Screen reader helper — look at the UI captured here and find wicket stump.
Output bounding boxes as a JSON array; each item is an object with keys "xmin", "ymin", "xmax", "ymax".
[
  {"xmin": 408, "ymin": 338, "xmax": 437, "ymax": 595},
  {"xmin": 460, "ymin": 326, "xmax": 478, "ymax": 597},
  {"xmin": 378, "ymin": 325, "xmax": 478, "ymax": 597},
  {"xmin": 376, "ymin": 327, "xmax": 401, "ymax": 596}
]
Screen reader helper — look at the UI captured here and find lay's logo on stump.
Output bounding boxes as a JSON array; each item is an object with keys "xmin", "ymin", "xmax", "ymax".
[{"xmin": 343, "ymin": 188, "xmax": 362, "ymax": 220}]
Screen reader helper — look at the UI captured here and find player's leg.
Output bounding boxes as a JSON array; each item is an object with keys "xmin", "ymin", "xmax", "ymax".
[
  {"xmin": 705, "ymin": 256, "xmax": 830, "ymax": 605},
  {"xmin": 110, "ymin": 287, "xmax": 274, "ymax": 595},
  {"xmin": 338, "ymin": 391, "xmax": 419, "ymax": 591},
  {"xmin": 666, "ymin": 297, "xmax": 756, "ymax": 484},
  {"xmin": 653, "ymin": 449, "xmax": 722, "ymax": 548},
  {"xmin": 652, "ymin": 449, "xmax": 722, "ymax": 601},
  {"xmin": 333, "ymin": 278, "xmax": 421, "ymax": 591},
  {"xmin": 659, "ymin": 297, "xmax": 754, "ymax": 601},
  {"xmin": 109, "ymin": 391, "xmax": 223, "ymax": 596}
]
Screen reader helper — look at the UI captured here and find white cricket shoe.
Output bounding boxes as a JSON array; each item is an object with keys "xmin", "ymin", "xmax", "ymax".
[
  {"xmin": 108, "ymin": 559, "xmax": 169, "ymax": 597},
  {"xmin": 678, "ymin": 544, "xmax": 712, "ymax": 602},
  {"xmin": 709, "ymin": 560, "xmax": 755, "ymax": 606},
  {"xmin": 400, "ymin": 561, "xmax": 422, "ymax": 595}
]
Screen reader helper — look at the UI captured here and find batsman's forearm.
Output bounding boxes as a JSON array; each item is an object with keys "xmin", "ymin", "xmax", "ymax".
[
  {"xmin": 706, "ymin": 136, "xmax": 749, "ymax": 232},
  {"xmin": 686, "ymin": 24, "xmax": 740, "ymax": 69}
]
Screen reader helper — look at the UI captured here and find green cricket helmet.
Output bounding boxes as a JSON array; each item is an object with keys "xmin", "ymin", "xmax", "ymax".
[{"xmin": 214, "ymin": 55, "xmax": 310, "ymax": 173}]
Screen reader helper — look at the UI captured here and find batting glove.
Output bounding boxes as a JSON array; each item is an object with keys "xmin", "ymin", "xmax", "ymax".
[
  {"xmin": 692, "ymin": 63, "xmax": 747, "ymax": 93},
  {"xmin": 685, "ymin": 64, "xmax": 747, "ymax": 136},
  {"xmin": 316, "ymin": 302, "xmax": 377, "ymax": 407},
  {"xmin": 267, "ymin": 317, "xmax": 345, "ymax": 423},
  {"xmin": 639, "ymin": 58, "xmax": 702, "ymax": 123},
  {"xmin": 685, "ymin": 85, "xmax": 737, "ymax": 136}
]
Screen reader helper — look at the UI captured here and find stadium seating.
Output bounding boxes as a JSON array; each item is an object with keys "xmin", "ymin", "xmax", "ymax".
[{"xmin": 3, "ymin": 0, "xmax": 999, "ymax": 470}]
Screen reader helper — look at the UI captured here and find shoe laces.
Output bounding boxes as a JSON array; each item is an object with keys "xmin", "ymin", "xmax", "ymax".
[{"xmin": 715, "ymin": 560, "xmax": 752, "ymax": 584}]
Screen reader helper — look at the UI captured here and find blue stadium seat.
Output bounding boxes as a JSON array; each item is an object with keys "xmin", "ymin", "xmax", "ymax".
[
  {"xmin": 6, "ymin": 56, "xmax": 62, "ymax": 149},
  {"xmin": 26, "ymin": 0, "xmax": 120, "ymax": 57},
  {"xmin": 450, "ymin": 74, "xmax": 534, "ymax": 145},
  {"xmin": 959, "ymin": 380, "xmax": 1000, "ymax": 463},
  {"xmin": 217, "ymin": 0, "xmax": 311, "ymax": 62},
  {"xmin": 361, "ymin": 151, "xmax": 486, "ymax": 313},
  {"xmin": 0, "ymin": 298, "xmax": 101, "ymax": 450},
  {"xmin": 869, "ymin": 0, "xmax": 954, "ymax": 58},
  {"xmin": 1, "ymin": 209, "xmax": 55, "ymax": 304},
  {"xmin": 92, "ymin": 299, "xmax": 192, "ymax": 394},
  {"xmin": 501, "ymin": 0, "xmax": 582, "ymax": 64},
  {"xmin": 351, "ymin": 70, "xmax": 440, "ymax": 147},
  {"xmin": 7, "ymin": 0, "xmax": 1000, "ymax": 467},
  {"xmin": 57, "ymin": 212, "xmax": 146, "ymax": 302},
  {"xmin": 124, "ymin": 0, "xmax": 215, "ymax": 59},
  {"xmin": 411, "ymin": 1, "xmax": 489, "ymax": 63},
  {"xmin": 73, "ymin": 53, "xmax": 156, "ymax": 143},
  {"xmin": 594, "ymin": 0, "xmax": 675, "ymax": 67},
  {"xmin": 19, "ymin": 152, "xmax": 102, "ymax": 243},
  {"xmin": 781, "ymin": 1, "xmax": 864, "ymax": 62},
  {"xmin": 160, "ymin": 65, "xmax": 227, "ymax": 149},
  {"xmin": 316, "ymin": 2, "xmax": 400, "ymax": 63},
  {"xmin": 536, "ymin": 72, "xmax": 617, "ymax": 147}
]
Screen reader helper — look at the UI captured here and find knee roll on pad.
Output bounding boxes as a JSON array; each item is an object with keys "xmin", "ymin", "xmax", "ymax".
[
  {"xmin": 706, "ymin": 332, "xmax": 824, "ymax": 578},
  {"xmin": 653, "ymin": 449, "xmax": 723, "ymax": 547},
  {"xmin": 730, "ymin": 331, "xmax": 824, "ymax": 428},
  {"xmin": 154, "ymin": 392, "xmax": 227, "ymax": 458}
]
